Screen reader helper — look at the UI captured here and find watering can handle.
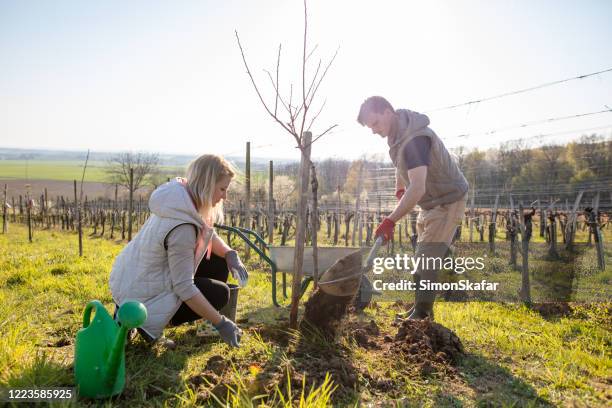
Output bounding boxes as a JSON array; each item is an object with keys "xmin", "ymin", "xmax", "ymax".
[
  {"xmin": 364, "ymin": 237, "xmax": 384, "ymax": 270},
  {"xmin": 82, "ymin": 300, "xmax": 104, "ymax": 328}
]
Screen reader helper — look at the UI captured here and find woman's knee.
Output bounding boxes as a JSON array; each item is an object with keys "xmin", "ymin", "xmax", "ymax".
[{"xmin": 206, "ymin": 281, "xmax": 230, "ymax": 310}]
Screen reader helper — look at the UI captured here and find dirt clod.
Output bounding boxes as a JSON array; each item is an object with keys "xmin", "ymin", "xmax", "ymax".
[
  {"xmin": 205, "ymin": 355, "xmax": 227, "ymax": 375},
  {"xmin": 366, "ymin": 319, "xmax": 380, "ymax": 335}
]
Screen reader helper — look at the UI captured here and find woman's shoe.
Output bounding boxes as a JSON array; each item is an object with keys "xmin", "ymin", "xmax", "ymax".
[{"xmin": 196, "ymin": 320, "xmax": 219, "ymax": 338}]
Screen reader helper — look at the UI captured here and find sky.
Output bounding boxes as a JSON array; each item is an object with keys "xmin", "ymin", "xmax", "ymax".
[{"xmin": 1, "ymin": 0, "xmax": 612, "ymax": 160}]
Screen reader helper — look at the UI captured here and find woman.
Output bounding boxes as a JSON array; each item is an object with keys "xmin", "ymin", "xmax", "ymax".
[{"xmin": 109, "ymin": 154, "xmax": 247, "ymax": 348}]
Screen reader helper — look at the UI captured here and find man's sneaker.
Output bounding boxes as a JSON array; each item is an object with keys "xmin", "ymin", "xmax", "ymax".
[{"xmin": 197, "ymin": 320, "xmax": 219, "ymax": 338}]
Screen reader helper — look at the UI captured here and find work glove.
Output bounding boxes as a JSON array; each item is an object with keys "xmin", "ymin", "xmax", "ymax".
[
  {"xmin": 395, "ymin": 188, "xmax": 405, "ymax": 201},
  {"xmin": 375, "ymin": 218, "xmax": 396, "ymax": 244},
  {"xmin": 225, "ymin": 250, "xmax": 249, "ymax": 287},
  {"xmin": 213, "ymin": 315, "xmax": 242, "ymax": 348}
]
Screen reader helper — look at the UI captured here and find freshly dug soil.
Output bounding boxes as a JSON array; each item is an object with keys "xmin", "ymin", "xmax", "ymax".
[
  {"xmin": 392, "ymin": 319, "xmax": 464, "ymax": 371},
  {"xmin": 301, "ymin": 288, "xmax": 354, "ymax": 337},
  {"xmin": 301, "ymin": 250, "xmax": 363, "ymax": 337},
  {"xmin": 531, "ymin": 302, "xmax": 572, "ymax": 317}
]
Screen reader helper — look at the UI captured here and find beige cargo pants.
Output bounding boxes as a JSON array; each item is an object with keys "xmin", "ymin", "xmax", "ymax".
[{"xmin": 414, "ymin": 193, "xmax": 468, "ymax": 304}]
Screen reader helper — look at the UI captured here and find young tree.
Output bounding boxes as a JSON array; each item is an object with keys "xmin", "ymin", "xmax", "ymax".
[{"xmin": 235, "ymin": 0, "xmax": 338, "ymax": 328}]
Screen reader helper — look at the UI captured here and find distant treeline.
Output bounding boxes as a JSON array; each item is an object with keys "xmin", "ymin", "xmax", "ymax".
[{"xmin": 267, "ymin": 134, "xmax": 612, "ymax": 207}]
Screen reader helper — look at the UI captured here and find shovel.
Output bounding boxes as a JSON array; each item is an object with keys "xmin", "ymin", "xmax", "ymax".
[{"xmin": 317, "ymin": 237, "xmax": 384, "ymax": 297}]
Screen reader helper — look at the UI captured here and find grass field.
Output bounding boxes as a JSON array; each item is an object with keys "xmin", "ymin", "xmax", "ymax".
[
  {"xmin": 0, "ymin": 161, "xmax": 111, "ymax": 182},
  {"xmin": 0, "ymin": 159, "xmax": 273, "ymax": 184},
  {"xmin": 0, "ymin": 224, "xmax": 610, "ymax": 407}
]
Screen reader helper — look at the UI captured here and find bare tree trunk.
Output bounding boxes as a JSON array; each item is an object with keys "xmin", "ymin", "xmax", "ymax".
[{"xmin": 289, "ymin": 132, "xmax": 312, "ymax": 329}]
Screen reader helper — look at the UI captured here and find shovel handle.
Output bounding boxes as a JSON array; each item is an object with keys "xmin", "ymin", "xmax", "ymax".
[{"xmin": 364, "ymin": 237, "xmax": 384, "ymax": 270}]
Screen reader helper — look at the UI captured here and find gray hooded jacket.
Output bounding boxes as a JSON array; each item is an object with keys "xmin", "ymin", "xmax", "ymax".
[
  {"xmin": 109, "ymin": 180, "xmax": 215, "ymax": 339},
  {"xmin": 388, "ymin": 109, "xmax": 468, "ymax": 210}
]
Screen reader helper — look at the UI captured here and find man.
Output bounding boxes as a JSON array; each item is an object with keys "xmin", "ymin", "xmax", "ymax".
[{"xmin": 357, "ymin": 96, "xmax": 468, "ymax": 319}]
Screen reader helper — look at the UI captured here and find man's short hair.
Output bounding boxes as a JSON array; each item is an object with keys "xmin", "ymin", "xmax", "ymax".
[{"xmin": 357, "ymin": 96, "xmax": 394, "ymax": 125}]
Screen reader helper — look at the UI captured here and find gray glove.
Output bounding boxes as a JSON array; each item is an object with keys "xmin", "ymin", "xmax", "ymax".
[
  {"xmin": 225, "ymin": 250, "xmax": 248, "ymax": 287},
  {"xmin": 213, "ymin": 315, "xmax": 242, "ymax": 348}
]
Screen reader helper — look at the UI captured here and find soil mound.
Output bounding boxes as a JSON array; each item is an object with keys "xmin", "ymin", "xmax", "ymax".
[
  {"xmin": 531, "ymin": 302, "xmax": 572, "ymax": 318},
  {"xmin": 392, "ymin": 319, "xmax": 464, "ymax": 374},
  {"xmin": 301, "ymin": 288, "xmax": 354, "ymax": 337}
]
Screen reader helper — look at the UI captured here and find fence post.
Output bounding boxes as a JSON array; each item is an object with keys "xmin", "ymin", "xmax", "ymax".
[
  {"xmin": 489, "ymin": 194, "xmax": 499, "ymax": 253},
  {"xmin": 311, "ymin": 163, "xmax": 319, "ymax": 287},
  {"xmin": 509, "ymin": 195, "xmax": 517, "ymax": 269},
  {"xmin": 128, "ymin": 168, "xmax": 134, "ymax": 242},
  {"xmin": 74, "ymin": 180, "xmax": 83, "ymax": 256},
  {"xmin": 517, "ymin": 204, "xmax": 531, "ymax": 302},
  {"xmin": 469, "ymin": 188, "xmax": 475, "ymax": 242},
  {"xmin": 268, "ymin": 160, "xmax": 274, "ymax": 245},
  {"xmin": 245, "ymin": 141, "xmax": 251, "ymax": 259},
  {"xmin": 289, "ymin": 132, "xmax": 312, "ymax": 329},
  {"xmin": 2, "ymin": 184, "xmax": 7, "ymax": 234},
  {"xmin": 591, "ymin": 192, "xmax": 605, "ymax": 271},
  {"xmin": 565, "ymin": 191, "xmax": 584, "ymax": 251}
]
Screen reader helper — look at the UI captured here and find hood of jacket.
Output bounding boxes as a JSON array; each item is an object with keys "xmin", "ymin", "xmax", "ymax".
[
  {"xmin": 387, "ymin": 109, "xmax": 431, "ymax": 150},
  {"xmin": 148, "ymin": 179, "xmax": 204, "ymax": 228}
]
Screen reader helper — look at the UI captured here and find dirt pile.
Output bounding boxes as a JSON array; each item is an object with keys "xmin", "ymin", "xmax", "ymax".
[
  {"xmin": 350, "ymin": 320, "xmax": 381, "ymax": 349},
  {"xmin": 301, "ymin": 250, "xmax": 363, "ymax": 337},
  {"xmin": 392, "ymin": 319, "xmax": 464, "ymax": 373},
  {"xmin": 530, "ymin": 302, "xmax": 572, "ymax": 317},
  {"xmin": 301, "ymin": 288, "xmax": 354, "ymax": 337}
]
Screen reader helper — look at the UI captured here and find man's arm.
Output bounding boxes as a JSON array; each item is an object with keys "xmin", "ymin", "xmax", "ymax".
[
  {"xmin": 387, "ymin": 166, "xmax": 427, "ymax": 223},
  {"xmin": 395, "ymin": 168, "xmax": 406, "ymax": 191}
]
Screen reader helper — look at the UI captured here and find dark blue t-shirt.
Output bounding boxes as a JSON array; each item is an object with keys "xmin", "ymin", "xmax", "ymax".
[{"xmin": 402, "ymin": 136, "xmax": 431, "ymax": 169}]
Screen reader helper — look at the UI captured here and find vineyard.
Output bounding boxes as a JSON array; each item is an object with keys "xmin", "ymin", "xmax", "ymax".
[{"xmin": 1, "ymin": 157, "xmax": 611, "ymax": 406}]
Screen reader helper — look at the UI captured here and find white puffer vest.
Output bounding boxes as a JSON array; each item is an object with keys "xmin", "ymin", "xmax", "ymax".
[{"xmin": 109, "ymin": 180, "xmax": 214, "ymax": 339}]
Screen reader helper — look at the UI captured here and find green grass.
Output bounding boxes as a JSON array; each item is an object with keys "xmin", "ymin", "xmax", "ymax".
[
  {"xmin": 0, "ymin": 224, "xmax": 610, "ymax": 406},
  {"xmin": 0, "ymin": 160, "xmax": 111, "ymax": 182},
  {"xmin": 0, "ymin": 160, "xmax": 188, "ymax": 183}
]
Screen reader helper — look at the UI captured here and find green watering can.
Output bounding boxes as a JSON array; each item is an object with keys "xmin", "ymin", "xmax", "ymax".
[{"xmin": 74, "ymin": 300, "xmax": 147, "ymax": 399}]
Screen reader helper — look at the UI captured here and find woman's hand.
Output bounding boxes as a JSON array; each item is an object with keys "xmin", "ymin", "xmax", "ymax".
[
  {"xmin": 225, "ymin": 250, "xmax": 249, "ymax": 287},
  {"xmin": 213, "ymin": 316, "xmax": 242, "ymax": 347}
]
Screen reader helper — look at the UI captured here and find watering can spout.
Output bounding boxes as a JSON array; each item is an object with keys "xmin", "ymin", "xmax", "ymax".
[
  {"xmin": 74, "ymin": 300, "xmax": 147, "ymax": 399},
  {"xmin": 104, "ymin": 302, "xmax": 147, "ymax": 388}
]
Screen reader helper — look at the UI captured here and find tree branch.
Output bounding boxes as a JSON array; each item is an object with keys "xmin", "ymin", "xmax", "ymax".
[{"xmin": 235, "ymin": 30, "xmax": 302, "ymax": 148}]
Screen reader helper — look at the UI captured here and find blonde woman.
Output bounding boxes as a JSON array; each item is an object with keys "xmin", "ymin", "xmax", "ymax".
[{"xmin": 110, "ymin": 154, "xmax": 247, "ymax": 348}]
